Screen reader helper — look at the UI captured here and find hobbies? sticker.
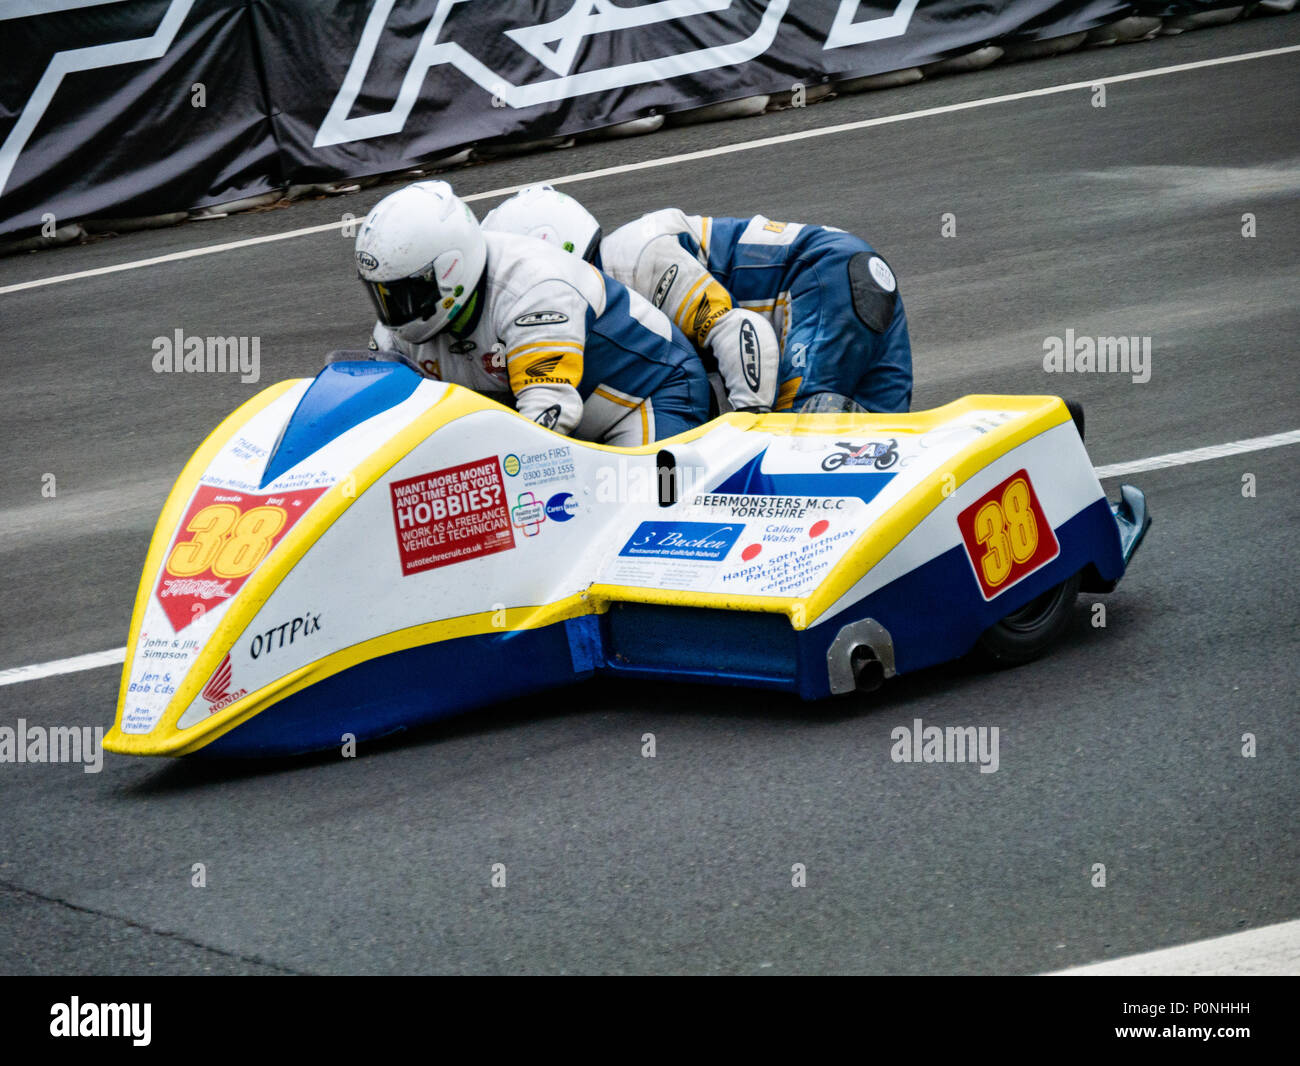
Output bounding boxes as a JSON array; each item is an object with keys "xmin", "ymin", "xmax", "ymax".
[
  {"xmin": 618, "ymin": 522, "xmax": 744, "ymax": 562},
  {"xmin": 156, "ymin": 484, "xmax": 328, "ymax": 632},
  {"xmin": 957, "ymin": 469, "xmax": 1059, "ymax": 600},
  {"xmin": 390, "ymin": 457, "xmax": 514, "ymax": 576}
]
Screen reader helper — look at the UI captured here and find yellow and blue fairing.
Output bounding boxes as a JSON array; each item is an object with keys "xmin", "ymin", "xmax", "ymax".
[{"xmin": 106, "ymin": 360, "xmax": 1145, "ymax": 757}]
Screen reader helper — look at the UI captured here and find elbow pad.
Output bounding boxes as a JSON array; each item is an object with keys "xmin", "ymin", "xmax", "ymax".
[{"xmin": 706, "ymin": 308, "xmax": 779, "ymax": 412}]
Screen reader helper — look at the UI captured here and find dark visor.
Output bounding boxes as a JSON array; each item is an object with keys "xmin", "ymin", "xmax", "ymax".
[{"xmin": 362, "ymin": 270, "xmax": 443, "ymax": 328}]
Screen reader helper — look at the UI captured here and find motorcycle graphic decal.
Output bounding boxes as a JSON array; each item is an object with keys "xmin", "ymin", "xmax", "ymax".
[{"xmin": 820, "ymin": 439, "xmax": 899, "ymax": 472}]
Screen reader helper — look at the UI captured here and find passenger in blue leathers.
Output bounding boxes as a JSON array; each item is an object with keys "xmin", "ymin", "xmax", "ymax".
[
  {"xmin": 637, "ymin": 212, "xmax": 915, "ymax": 414},
  {"xmin": 483, "ymin": 188, "xmax": 914, "ymax": 415}
]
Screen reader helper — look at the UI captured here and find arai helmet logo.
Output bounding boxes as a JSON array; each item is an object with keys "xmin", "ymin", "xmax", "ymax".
[{"xmin": 356, "ymin": 250, "xmax": 379, "ymax": 272}]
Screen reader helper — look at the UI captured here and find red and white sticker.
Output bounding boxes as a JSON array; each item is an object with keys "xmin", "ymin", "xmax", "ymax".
[
  {"xmin": 957, "ymin": 469, "xmax": 1059, "ymax": 600},
  {"xmin": 156, "ymin": 484, "xmax": 328, "ymax": 631},
  {"xmin": 201, "ymin": 653, "xmax": 247, "ymax": 714},
  {"xmin": 390, "ymin": 457, "xmax": 515, "ymax": 576}
]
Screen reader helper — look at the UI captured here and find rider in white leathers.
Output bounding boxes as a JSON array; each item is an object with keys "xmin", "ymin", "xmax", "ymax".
[{"xmin": 355, "ymin": 181, "xmax": 710, "ymax": 446}]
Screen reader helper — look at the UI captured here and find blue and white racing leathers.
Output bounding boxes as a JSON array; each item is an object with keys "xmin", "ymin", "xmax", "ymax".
[
  {"xmin": 601, "ymin": 210, "xmax": 913, "ymax": 414},
  {"xmin": 372, "ymin": 231, "xmax": 710, "ymax": 445}
]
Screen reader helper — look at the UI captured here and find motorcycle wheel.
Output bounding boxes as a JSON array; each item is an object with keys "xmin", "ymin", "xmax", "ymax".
[{"xmin": 971, "ymin": 571, "xmax": 1082, "ymax": 667}]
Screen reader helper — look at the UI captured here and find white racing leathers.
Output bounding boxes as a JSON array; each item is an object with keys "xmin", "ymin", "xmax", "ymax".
[
  {"xmin": 371, "ymin": 232, "xmax": 709, "ymax": 445},
  {"xmin": 600, "ymin": 209, "xmax": 780, "ymax": 412}
]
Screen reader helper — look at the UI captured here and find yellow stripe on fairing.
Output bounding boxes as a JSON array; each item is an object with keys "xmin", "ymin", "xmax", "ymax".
[
  {"xmin": 110, "ymin": 379, "xmax": 302, "ymax": 748},
  {"xmin": 796, "ymin": 395, "xmax": 1073, "ymax": 626},
  {"xmin": 108, "ymin": 596, "xmax": 601, "ymax": 756},
  {"xmin": 105, "ymin": 384, "xmax": 504, "ymax": 756},
  {"xmin": 586, "ymin": 586, "xmax": 796, "ymax": 615},
  {"xmin": 588, "ymin": 396, "xmax": 1073, "ymax": 630}
]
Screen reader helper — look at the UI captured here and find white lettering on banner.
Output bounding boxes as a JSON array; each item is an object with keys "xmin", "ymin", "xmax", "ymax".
[
  {"xmin": 825, "ymin": 0, "xmax": 920, "ymax": 49},
  {"xmin": 315, "ymin": 0, "xmax": 801, "ymax": 146},
  {"xmin": 0, "ymin": 1, "xmax": 197, "ymax": 197}
]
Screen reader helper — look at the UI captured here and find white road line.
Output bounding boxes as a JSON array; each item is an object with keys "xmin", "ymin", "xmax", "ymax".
[
  {"xmin": 0, "ymin": 647, "xmax": 125, "ymax": 687},
  {"xmin": 1092, "ymin": 429, "xmax": 1300, "ymax": 479},
  {"xmin": 2, "ymin": 426, "xmax": 1296, "ymax": 688},
  {"xmin": 1046, "ymin": 917, "xmax": 1300, "ymax": 975},
  {"xmin": 2, "ymin": 43, "xmax": 1297, "ymax": 297}
]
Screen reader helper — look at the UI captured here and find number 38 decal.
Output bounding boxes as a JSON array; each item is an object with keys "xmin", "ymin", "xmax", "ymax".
[
  {"xmin": 957, "ymin": 470, "xmax": 1059, "ymax": 600},
  {"xmin": 155, "ymin": 484, "xmax": 328, "ymax": 632},
  {"xmin": 167, "ymin": 504, "xmax": 287, "ymax": 579}
]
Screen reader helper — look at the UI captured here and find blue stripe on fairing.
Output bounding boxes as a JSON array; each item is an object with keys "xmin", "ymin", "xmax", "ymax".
[
  {"xmin": 599, "ymin": 603, "xmax": 799, "ymax": 690},
  {"xmin": 792, "ymin": 495, "xmax": 1127, "ymax": 699},
  {"xmin": 197, "ymin": 617, "xmax": 596, "ymax": 757},
  {"xmin": 260, "ymin": 361, "xmax": 422, "ymax": 489},
  {"xmin": 713, "ymin": 450, "xmax": 897, "ymax": 504},
  {"xmin": 196, "ymin": 499, "xmax": 1127, "ymax": 754}
]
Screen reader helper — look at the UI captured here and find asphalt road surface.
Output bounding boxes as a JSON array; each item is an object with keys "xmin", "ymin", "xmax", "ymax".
[{"xmin": 1, "ymin": 17, "xmax": 1296, "ymax": 975}]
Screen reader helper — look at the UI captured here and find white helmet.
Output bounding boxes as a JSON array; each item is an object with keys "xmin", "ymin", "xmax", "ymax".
[
  {"xmin": 481, "ymin": 184, "xmax": 602, "ymax": 262},
  {"xmin": 355, "ymin": 180, "xmax": 486, "ymax": 344}
]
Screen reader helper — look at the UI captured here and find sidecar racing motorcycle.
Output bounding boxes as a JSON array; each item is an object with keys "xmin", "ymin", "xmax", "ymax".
[{"xmin": 105, "ymin": 355, "xmax": 1149, "ymax": 757}]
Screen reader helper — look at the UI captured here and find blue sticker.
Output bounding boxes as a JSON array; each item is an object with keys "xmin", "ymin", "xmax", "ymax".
[
  {"xmin": 546, "ymin": 492, "xmax": 578, "ymax": 522},
  {"xmin": 618, "ymin": 522, "xmax": 744, "ymax": 562}
]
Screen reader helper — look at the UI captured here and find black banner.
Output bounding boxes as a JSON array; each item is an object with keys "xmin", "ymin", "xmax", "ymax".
[
  {"xmin": 0, "ymin": 975, "xmax": 1293, "ymax": 1049},
  {"xmin": 0, "ymin": 1, "xmax": 1251, "ymax": 240}
]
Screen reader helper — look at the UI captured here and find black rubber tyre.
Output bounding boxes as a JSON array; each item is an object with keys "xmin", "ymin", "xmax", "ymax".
[{"xmin": 971, "ymin": 571, "xmax": 1082, "ymax": 668}]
